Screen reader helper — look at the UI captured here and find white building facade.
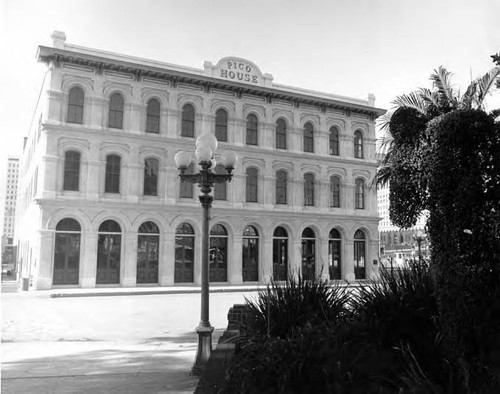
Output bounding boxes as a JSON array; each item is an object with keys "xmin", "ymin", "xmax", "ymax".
[{"xmin": 16, "ymin": 32, "xmax": 385, "ymax": 290}]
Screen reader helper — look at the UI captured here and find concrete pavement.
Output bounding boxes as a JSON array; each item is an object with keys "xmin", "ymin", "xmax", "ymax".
[
  {"xmin": 1, "ymin": 289, "xmax": 256, "ymax": 394},
  {"xmin": 2, "ymin": 339, "xmax": 201, "ymax": 394}
]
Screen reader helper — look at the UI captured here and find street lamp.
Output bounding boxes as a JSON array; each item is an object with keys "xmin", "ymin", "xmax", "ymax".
[
  {"xmin": 413, "ymin": 230, "xmax": 427, "ymax": 265},
  {"xmin": 174, "ymin": 132, "xmax": 237, "ymax": 375}
]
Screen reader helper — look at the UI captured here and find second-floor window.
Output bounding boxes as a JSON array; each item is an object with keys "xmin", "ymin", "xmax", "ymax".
[
  {"xmin": 304, "ymin": 173, "xmax": 315, "ymax": 206},
  {"xmin": 144, "ymin": 158, "xmax": 158, "ymax": 196},
  {"xmin": 303, "ymin": 122, "xmax": 314, "ymax": 153},
  {"xmin": 215, "ymin": 109, "xmax": 228, "ymax": 142},
  {"xmin": 146, "ymin": 99, "xmax": 160, "ymax": 133},
  {"xmin": 330, "ymin": 176, "xmax": 340, "ymax": 207},
  {"xmin": 108, "ymin": 93, "xmax": 124, "ymax": 129},
  {"xmin": 105, "ymin": 155, "xmax": 121, "ymax": 193},
  {"xmin": 63, "ymin": 150, "xmax": 80, "ymax": 191},
  {"xmin": 276, "ymin": 170, "xmax": 287, "ymax": 204},
  {"xmin": 179, "ymin": 163, "xmax": 194, "ymax": 198},
  {"xmin": 67, "ymin": 86, "xmax": 84, "ymax": 124},
  {"xmin": 355, "ymin": 178, "xmax": 365, "ymax": 209},
  {"xmin": 246, "ymin": 167, "xmax": 258, "ymax": 202},
  {"xmin": 213, "ymin": 164, "xmax": 227, "ymax": 200}
]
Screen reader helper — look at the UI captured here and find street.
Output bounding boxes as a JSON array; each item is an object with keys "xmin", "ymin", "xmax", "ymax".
[{"xmin": 1, "ymin": 290, "xmax": 256, "ymax": 393}]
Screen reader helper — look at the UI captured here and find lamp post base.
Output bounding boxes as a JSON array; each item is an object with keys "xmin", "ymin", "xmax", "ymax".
[{"xmin": 191, "ymin": 324, "xmax": 214, "ymax": 376}]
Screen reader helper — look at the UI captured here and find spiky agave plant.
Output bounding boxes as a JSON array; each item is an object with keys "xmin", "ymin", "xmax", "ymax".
[{"xmin": 241, "ymin": 276, "xmax": 351, "ymax": 340}]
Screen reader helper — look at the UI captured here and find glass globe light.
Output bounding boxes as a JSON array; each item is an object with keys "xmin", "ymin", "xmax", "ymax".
[
  {"xmin": 221, "ymin": 151, "xmax": 237, "ymax": 169},
  {"xmin": 195, "ymin": 145, "xmax": 213, "ymax": 163},
  {"xmin": 174, "ymin": 151, "xmax": 192, "ymax": 169},
  {"xmin": 196, "ymin": 132, "xmax": 218, "ymax": 153}
]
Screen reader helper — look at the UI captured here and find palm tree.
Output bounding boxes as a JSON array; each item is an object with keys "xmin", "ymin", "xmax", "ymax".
[{"xmin": 375, "ymin": 65, "xmax": 500, "ymax": 228}]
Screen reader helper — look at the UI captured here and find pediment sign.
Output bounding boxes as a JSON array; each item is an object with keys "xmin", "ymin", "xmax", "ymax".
[{"xmin": 204, "ymin": 57, "xmax": 273, "ymax": 87}]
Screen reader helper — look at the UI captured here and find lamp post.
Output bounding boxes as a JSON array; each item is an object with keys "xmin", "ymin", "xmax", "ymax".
[
  {"xmin": 413, "ymin": 230, "xmax": 427, "ymax": 265},
  {"xmin": 174, "ymin": 132, "xmax": 237, "ymax": 376}
]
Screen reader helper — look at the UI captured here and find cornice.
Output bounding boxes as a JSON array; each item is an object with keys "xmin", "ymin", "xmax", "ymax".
[{"xmin": 38, "ymin": 46, "xmax": 386, "ymax": 119}]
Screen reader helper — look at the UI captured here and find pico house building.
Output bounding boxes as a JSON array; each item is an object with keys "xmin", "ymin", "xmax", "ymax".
[{"xmin": 15, "ymin": 31, "xmax": 385, "ymax": 290}]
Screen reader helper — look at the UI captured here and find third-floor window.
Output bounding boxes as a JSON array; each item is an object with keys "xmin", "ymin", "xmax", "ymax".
[
  {"xmin": 108, "ymin": 93, "xmax": 124, "ymax": 129},
  {"xmin": 215, "ymin": 109, "xmax": 228, "ymax": 142},
  {"xmin": 146, "ymin": 99, "xmax": 160, "ymax": 133}
]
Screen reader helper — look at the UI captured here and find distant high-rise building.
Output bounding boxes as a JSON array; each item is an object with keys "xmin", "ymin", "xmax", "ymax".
[{"xmin": 1, "ymin": 157, "xmax": 19, "ymax": 278}]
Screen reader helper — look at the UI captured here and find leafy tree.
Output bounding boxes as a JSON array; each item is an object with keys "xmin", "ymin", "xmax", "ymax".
[
  {"xmin": 376, "ymin": 66, "xmax": 500, "ymax": 228},
  {"xmin": 376, "ymin": 64, "xmax": 500, "ymax": 390}
]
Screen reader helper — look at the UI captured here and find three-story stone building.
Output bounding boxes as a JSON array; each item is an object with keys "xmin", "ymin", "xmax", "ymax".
[{"xmin": 16, "ymin": 31, "xmax": 385, "ymax": 290}]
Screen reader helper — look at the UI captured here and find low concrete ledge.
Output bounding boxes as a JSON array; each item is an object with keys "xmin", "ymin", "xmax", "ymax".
[{"xmin": 194, "ymin": 304, "xmax": 251, "ymax": 394}]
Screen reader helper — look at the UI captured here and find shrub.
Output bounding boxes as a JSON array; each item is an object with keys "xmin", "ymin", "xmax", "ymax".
[
  {"xmin": 241, "ymin": 277, "xmax": 351, "ymax": 340},
  {"xmin": 225, "ymin": 278, "xmax": 351, "ymax": 393}
]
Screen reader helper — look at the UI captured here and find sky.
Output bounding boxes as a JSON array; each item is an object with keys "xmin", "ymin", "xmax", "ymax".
[{"xmin": 0, "ymin": 0, "xmax": 499, "ymax": 174}]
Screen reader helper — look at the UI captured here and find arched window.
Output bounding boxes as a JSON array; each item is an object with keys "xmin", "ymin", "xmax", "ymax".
[
  {"xmin": 146, "ymin": 98, "xmax": 160, "ymax": 133},
  {"xmin": 329, "ymin": 126, "xmax": 339, "ymax": 155},
  {"xmin": 330, "ymin": 175, "xmax": 340, "ymax": 208},
  {"xmin": 97, "ymin": 220, "xmax": 121, "ymax": 284},
  {"xmin": 301, "ymin": 227, "xmax": 316, "ymax": 280},
  {"xmin": 214, "ymin": 164, "xmax": 227, "ymax": 200},
  {"xmin": 63, "ymin": 151, "xmax": 80, "ymax": 191},
  {"xmin": 215, "ymin": 109, "xmax": 228, "ymax": 142},
  {"xmin": 105, "ymin": 155, "xmax": 121, "ymax": 193},
  {"xmin": 355, "ymin": 178, "xmax": 365, "ymax": 209},
  {"xmin": 303, "ymin": 122, "xmax": 314, "ymax": 153},
  {"xmin": 175, "ymin": 223, "xmax": 195, "ymax": 283},
  {"xmin": 53, "ymin": 218, "xmax": 81, "ymax": 285},
  {"xmin": 242, "ymin": 225, "xmax": 259, "ymax": 281},
  {"xmin": 108, "ymin": 93, "xmax": 124, "ymax": 129},
  {"xmin": 272, "ymin": 226, "xmax": 288, "ymax": 280},
  {"xmin": 304, "ymin": 173, "xmax": 315, "ymax": 206},
  {"xmin": 210, "ymin": 224, "xmax": 228, "ymax": 282},
  {"xmin": 354, "ymin": 130, "xmax": 364, "ymax": 158},
  {"xmin": 137, "ymin": 221, "xmax": 159, "ymax": 284},
  {"xmin": 181, "ymin": 104, "xmax": 195, "ymax": 137},
  {"xmin": 143, "ymin": 158, "xmax": 159, "ymax": 196},
  {"xmin": 276, "ymin": 118, "xmax": 287, "ymax": 149},
  {"xmin": 246, "ymin": 167, "xmax": 258, "ymax": 203},
  {"xmin": 67, "ymin": 86, "xmax": 84, "ymax": 124},
  {"xmin": 328, "ymin": 229, "xmax": 341, "ymax": 280},
  {"xmin": 179, "ymin": 163, "xmax": 194, "ymax": 198},
  {"xmin": 276, "ymin": 170, "xmax": 288, "ymax": 205},
  {"xmin": 246, "ymin": 114, "xmax": 258, "ymax": 145},
  {"xmin": 354, "ymin": 229, "xmax": 366, "ymax": 279}
]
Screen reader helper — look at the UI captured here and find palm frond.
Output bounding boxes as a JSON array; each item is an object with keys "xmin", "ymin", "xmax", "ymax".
[
  {"xmin": 489, "ymin": 108, "xmax": 500, "ymax": 120},
  {"xmin": 373, "ymin": 164, "xmax": 392, "ymax": 188},
  {"xmin": 475, "ymin": 66, "xmax": 500, "ymax": 107},
  {"xmin": 377, "ymin": 110, "xmax": 393, "ymax": 131},
  {"xmin": 378, "ymin": 134, "xmax": 394, "ymax": 157},
  {"xmin": 418, "ymin": 88, "xmax": 439, "ymax": 109},
  {"xmin": 430, "ymin": 66, "xmax": 457, "ymax": 108},
  {"xmin": 392, "ymin": 92, "xmax": 428, "ymax": 114},
  {"xmin": 460, "ymin": 81, "xmax": 477, "ymax": 109}
]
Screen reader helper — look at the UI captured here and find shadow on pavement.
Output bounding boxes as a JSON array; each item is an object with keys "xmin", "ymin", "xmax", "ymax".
[
  {"xmin": 146, "ymin": 328, "xmax": 224, "ymax": 344},
  {"xmin": 2, "ymin": 334, "xmax": 202, "ymax": 394}
]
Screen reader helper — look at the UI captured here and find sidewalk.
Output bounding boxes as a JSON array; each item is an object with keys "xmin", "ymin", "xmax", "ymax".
[{"xmin": 2, "ymin": 339, "xmax": 202, "ymax": 394}]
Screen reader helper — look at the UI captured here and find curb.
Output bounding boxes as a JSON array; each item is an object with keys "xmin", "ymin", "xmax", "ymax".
[{"xmin": 50, "ymin": 286, "xmax": 269, "ymax": 298}]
